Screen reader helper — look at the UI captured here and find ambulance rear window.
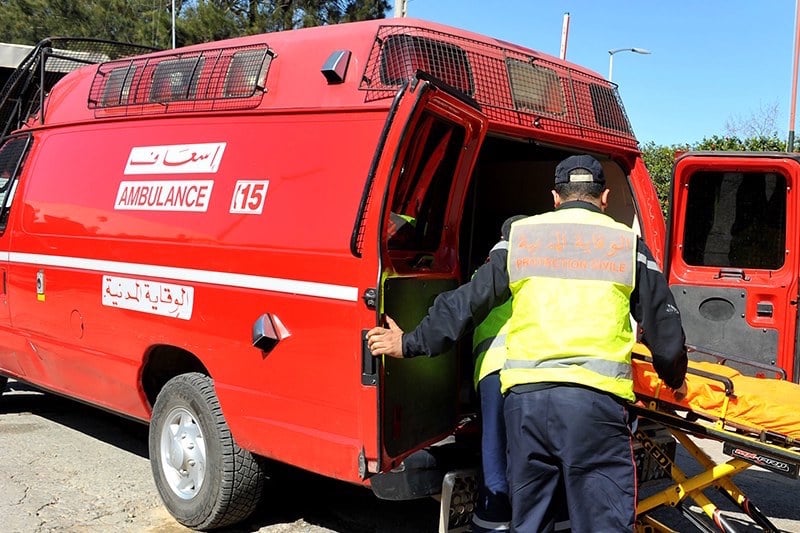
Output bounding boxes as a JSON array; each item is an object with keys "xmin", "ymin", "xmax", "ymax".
[
  {"xmin": 589, "ymin": 84, "xmax": 633, "ymax": 134},
  {"xmin": 506, "ymin": 59, "xmax": 565, "ymax": 116},
  {"xmin": 682, "ymin": 171, "xmax": 786, "ymax": 269},
  {"xmin": 378, "ymin": 34, "xmax": 474, "ymax": 96},
  {"xmin": 388, "ymin": 111, "xmax": 466, "ymax": 255}
]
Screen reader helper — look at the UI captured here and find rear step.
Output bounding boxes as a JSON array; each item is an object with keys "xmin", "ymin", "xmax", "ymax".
[{"xmin": 438, "ymin": 468, "xmax": 478, "ymax": 533}]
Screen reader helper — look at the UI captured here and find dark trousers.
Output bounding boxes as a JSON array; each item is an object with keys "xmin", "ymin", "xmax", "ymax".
[
  {"xmin": 472, "ymin": 371, "xmax": 511, "ymax": 530},
  {"xmin": 479, "ymin": 371, "xmax": 508, "ymax": 497},
  {"xmin": 504, "ymin": 385, "xmax": 636, "ymax": 533}
]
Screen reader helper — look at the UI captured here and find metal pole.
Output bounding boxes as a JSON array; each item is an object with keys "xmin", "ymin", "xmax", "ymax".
[
  {"xmin": 394, "ymin": 0, "xmax": 407, "ymax": 18},
  {"xmin": 788, "ymin": 0, "xmax": 800, "ymax": 151},
  {"xmin": 608, "ymin": 53, "xmax": 615, "ymax": 82},
  {"xmin": 171, "ymin": 0, "xmax": 176, "ymax": 49},
  {"xmin": 559, "ymin": 12, "xmax": 570, "ymax": 60}
]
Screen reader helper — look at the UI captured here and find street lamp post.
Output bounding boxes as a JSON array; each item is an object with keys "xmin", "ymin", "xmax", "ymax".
[{"xmin": 608, "ymin": 47, "xmax": 651, "ymax": 82}]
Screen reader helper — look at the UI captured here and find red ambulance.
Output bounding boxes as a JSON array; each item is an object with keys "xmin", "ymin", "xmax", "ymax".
[{"xmin": 0, "ymin": 19, "xmax": 667, "ymax": 530}]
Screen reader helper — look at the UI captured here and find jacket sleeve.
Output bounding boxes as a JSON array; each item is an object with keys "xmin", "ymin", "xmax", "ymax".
[
  {"xmin": 630, "ymin": 240, "xmax": 688, "ymax": 389},
  {"xmin": 402, "ymin": 245, "xmax": 511, "ymax": 357}
]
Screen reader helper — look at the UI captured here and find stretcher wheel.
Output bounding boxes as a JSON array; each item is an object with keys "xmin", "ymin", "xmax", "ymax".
[{"xmin": 149, "ymin": 372, "xmax": 265, "ymax": 529}]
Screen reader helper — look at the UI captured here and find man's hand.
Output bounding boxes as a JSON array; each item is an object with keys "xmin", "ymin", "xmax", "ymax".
[
  {"xmin": 366, "ymin": 316, "xmax": 405, "ymax": 358},
  {"xmin": 672, "ymin": 380, "xmax": 688, "ymax": 402}
]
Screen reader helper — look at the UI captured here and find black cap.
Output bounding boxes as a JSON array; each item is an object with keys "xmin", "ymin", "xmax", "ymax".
[
  {"xmin": 501, "ymin": 215, "xmax": 527, "ymax": 240},
  {"xmin": 554, "ymin": 154, "xmax": 605, "ymax": 187}
]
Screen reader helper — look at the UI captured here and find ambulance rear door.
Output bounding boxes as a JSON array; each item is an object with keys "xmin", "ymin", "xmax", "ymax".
[
  {"xmin": 369, "ymin": 73, "xmax": 488, "ymax": 470},
  {"xmin": 667, "ymin": 152, "xmax": 800, "ymax": 381}
]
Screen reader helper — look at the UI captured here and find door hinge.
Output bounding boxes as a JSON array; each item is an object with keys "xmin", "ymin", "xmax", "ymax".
[{"xmin": 362, "ymin": 287, "xmax": 377, "ymax": 309}]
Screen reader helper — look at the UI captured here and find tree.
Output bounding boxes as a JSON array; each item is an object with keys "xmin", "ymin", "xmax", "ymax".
[
  {"xmin": 724, "ymin": 100, "xmax": 782, "ymax": 140},
  {"xmin": 0, "ymin": 0, "xmax": 390, "ymax": 48},
  {"xmin": 641, "ymin": 141, "xmax": 689, "ymax": 217},
  {"xmin": 694, "ymin": 134, "xmax": 785, "ymax": 152},
  {"xmin": 0, "ymin": 0, "xmax": 172, "ymax": 48}
]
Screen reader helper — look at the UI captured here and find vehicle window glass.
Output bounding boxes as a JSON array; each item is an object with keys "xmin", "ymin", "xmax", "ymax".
[
  {"xmin": 0, "ymin": 136, "xmax": 30, "ymax": 231},
  {"xmin": 102, "ymin": 64, "xmax": 136, "ymax": 106},
  {"xmin": 223, "ymin": 49, "xmax": 270, "ymax": 98},
  {"xmin": 150, "ymin": 57, "xmax": 204, "ymax": 102},
  {"xmin": 387, "ymin": 112, "xmax": 466, "ymax": 254},
  {"xmin": 683, "ymin": 171, "xmax": 786, "ymax": 269}
]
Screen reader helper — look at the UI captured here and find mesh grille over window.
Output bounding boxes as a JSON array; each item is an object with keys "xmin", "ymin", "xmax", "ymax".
[
  {"xmin": 89, "ymin": 44, "xmax": 273, "ymax": 116},
  {"xmin": 361, "ymin": 25, "xmax": 637, "ymax": 148}
]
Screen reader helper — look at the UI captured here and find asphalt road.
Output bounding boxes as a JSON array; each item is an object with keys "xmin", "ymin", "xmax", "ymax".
[
  {"xmin": 1, "ymin": 379, "xmax": 798, "ymax": 533},
  {"xmin": 0, "ymin": 380, "xmax": 440, "ymax": 533}
]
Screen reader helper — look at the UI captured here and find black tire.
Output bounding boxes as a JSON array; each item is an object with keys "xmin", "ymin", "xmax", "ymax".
[
  {"xmin": 0, "ymin": 375, "xmax": 7, "ymax": 393},
  {"xmin": 149, "ymin": 372, "xmax": 265, "ymax": 530}
]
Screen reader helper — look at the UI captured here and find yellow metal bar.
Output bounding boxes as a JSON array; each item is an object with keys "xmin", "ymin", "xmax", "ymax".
[
  {"xmin": 638, "ymin": 428, "xmax": 752, "ymax": 523},
  {"xmin": 635, "ymin": 514, "xmax": 679, "ymax": 533},
  {"xmin": 714, "ymin": 394, "xmax": 731, "ymax": 430},
  {"xmin": 672, "ymin": 430, "xmax": 751, "ymax": 512}
]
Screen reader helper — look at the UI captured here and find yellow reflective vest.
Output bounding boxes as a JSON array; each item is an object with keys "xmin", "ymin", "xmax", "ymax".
[
  {"xmin": 500, "ymin": 208, "xmax": 637, "ymax": 401},
  {"xmin": 472, "ymin": 298, "xmax": 512, "ymax": 388}
]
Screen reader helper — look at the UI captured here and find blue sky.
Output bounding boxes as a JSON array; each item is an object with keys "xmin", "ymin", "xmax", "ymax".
[{"xmin": 399, "ymin": 1, "xmax": 798, "ymax": 147}]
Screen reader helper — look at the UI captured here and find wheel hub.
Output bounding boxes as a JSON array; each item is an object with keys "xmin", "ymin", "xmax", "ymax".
[{"xmin": 160, "ymin": 407, "xmax": 207, "ymax": 500}]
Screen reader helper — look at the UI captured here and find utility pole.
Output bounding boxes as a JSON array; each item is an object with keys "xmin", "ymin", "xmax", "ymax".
[
  {"xmin": 788, "ymin": 0, "xmax": 800, "ymax": 151},
  {"xmin": 559, "ymin": 12, "xmax": 570, "ymax": 60},
  {"xmin": 395, "ymin": 0, "xmax": 407, "ymax": 18},
  {"xmin": 171, "ymin": 0, "xmax": 176, "ymax": 49}
]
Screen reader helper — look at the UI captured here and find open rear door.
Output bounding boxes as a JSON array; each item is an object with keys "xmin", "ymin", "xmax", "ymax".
[
  {"xmin": 372, "ymin": 74, "xmax": 488, "ymax": 471},
  {"xmin": 667, "ymin": 152, "xmax": 800, "ymax": 381}
]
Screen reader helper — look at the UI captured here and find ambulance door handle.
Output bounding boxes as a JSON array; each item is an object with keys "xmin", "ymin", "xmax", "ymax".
[
  {"xmin": 714, "ymin": 268, "xmax": 750, "ymax": 281},
  {"xmin": 361, "ymin": 329, "xmax": 377, "ymax": 386},
  {"xmin": 756, "ymin": 302, "xmax": 773, "ymax": 318}
]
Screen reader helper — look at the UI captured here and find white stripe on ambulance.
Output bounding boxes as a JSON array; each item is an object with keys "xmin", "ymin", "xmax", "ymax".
[{"xmin": 1, "ymin": 252, "xmax": 359, "ymax": 302}]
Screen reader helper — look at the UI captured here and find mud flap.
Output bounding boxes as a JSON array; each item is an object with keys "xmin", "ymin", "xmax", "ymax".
[{"xmin": 437, "ymin": 468, "xmax": 478, "ymax": 533}]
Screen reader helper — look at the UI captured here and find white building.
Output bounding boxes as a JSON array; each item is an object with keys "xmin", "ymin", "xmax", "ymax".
[{"xmin": 0, "ymin": 42, "xmax": 34, "ymax": 88}]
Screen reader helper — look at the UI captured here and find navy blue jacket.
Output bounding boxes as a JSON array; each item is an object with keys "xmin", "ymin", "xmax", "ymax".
[{"xmin": 401, "ymin": 202, "xmax": 688, "ymax": 390}]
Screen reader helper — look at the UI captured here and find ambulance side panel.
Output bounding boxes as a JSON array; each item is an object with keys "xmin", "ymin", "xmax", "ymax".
[{"xmin": 6, "ymin": 110, "xmax": 386, "ymax": 481}]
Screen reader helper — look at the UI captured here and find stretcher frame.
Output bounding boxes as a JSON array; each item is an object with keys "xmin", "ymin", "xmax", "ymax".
[{"xmin": 631, "ymin": 347, "xmax": 800, "ymax": 533}]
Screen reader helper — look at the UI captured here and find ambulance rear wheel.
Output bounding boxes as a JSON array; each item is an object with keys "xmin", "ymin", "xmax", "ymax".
[{"xmin": 149, "ymin": 372, "xmax": 265, "ymax": 530}]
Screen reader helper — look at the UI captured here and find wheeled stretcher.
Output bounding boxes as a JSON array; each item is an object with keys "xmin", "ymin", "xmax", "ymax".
[{"xmin": 631, "ymin": 344, "xmax": 800, "ymax": 533}]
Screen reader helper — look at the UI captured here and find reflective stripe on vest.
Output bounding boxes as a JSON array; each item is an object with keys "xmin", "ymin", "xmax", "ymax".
[
  {"xmin": 504, "ymin": 355, "xmax": 631, "ymax": 380},
  {"xmin": 501, "ymin": 209, "xmax": 637, "ymax": 401}
]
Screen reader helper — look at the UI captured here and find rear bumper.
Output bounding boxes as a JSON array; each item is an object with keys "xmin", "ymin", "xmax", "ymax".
[{"xmin": 370, "ymin": 439, "xmax": 477, "ymax": 501}]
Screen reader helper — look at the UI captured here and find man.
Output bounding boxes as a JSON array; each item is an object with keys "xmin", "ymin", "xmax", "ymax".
[
  {"xmin": 470, "ymin": 215, "xmax": 523, "ymax": 533},
  {"xmin": 366, "ymin": 154, "xmax": 688, "ymax": 532}
]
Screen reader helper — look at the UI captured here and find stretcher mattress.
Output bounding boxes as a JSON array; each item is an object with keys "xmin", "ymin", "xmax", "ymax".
[{"xmin": 631, "ymin": 351, "xmax": 800, "ymax": 442}]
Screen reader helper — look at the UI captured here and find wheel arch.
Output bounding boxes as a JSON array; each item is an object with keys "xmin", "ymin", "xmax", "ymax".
[{"xmin": 141, "ymin": 344, "xmax": 209, "ymax": 410}]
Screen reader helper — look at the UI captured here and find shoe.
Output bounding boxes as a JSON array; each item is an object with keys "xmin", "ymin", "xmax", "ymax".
[
  {"xmin": 470, "ymin": 516, "xmax": 510, "ymax": 532},
  {"xmin": 471, "ymin": 490, "xmax": 511, "ymax": 532}
]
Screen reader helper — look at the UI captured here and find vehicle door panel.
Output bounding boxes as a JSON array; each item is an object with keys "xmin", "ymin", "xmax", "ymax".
[
  {"xmin": 667, "ymin": 153, "xmax": 798, "ymax": 380},
  {"xmin": 370, "ymin": 76, "xmax": 488, "ymax": 469}
]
